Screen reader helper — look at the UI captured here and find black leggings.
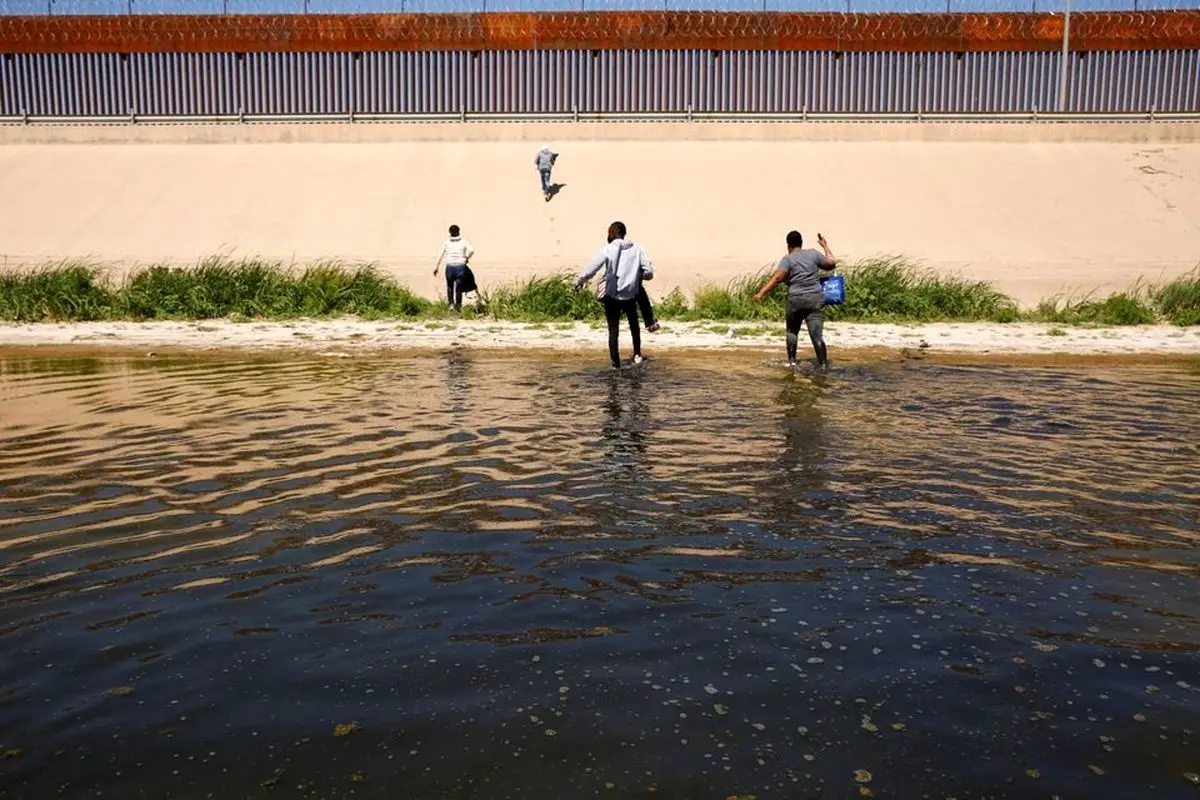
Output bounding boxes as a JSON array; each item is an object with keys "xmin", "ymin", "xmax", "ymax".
[
  {"xmin": 786, "ymin": 293, "xmax": 827, "ymax": 366},
  {"xmin": 604, "ymin": 297, "xmax": 642, "ymax": 368}
]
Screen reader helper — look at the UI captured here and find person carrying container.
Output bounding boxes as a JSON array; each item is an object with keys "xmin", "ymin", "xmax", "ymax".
[{"xmin": 752, "ymin": 230, "xmax": 839, "ymax": 369}]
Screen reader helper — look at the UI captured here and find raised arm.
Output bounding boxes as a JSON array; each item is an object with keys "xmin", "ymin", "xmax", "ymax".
[
  {"xmin": 753, "ymin": 268, "xmax": 788, "ymax": 302},
  {"xmin": 817, "ymin": 233, "xmax": 838, "ymax": 269}
]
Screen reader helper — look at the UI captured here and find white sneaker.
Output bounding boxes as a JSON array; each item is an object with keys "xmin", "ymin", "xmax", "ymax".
[
  {"xmin": 633, "ymin": 355, "xmax": 644, "ymax": 365},
  {"xmin": 787, "ymin": 361, "xmax": 797, "ymax": 369}
]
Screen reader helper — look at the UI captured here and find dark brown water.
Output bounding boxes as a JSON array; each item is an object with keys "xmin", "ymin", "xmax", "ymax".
[{"xmin": 1, "ymin": 350, "xmax": 1199, "ymax": 799}]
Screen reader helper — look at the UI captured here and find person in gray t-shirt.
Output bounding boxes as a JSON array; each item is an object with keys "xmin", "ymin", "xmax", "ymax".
[{"xmin": 753, "ymin": 230, "xmax": 840, "ymax": 368}]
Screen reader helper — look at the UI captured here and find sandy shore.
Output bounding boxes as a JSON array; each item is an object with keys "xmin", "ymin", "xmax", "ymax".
[
  {"xmin": 1, "ymin": 319, "xmax": 1197, "ymax": 358},
  {"xmin": 1, "ymin": 122, "xmax": 1198, "ymax": 308}
]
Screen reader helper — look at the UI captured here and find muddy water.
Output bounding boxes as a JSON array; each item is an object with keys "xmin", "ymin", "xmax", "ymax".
[{"xmin": 1, "ymin": 350, "xmax": 1199, "ymax": 799}]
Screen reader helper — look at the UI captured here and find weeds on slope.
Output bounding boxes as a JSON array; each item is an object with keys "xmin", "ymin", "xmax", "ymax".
[
  {"xmin": 1, "ymin": 257, "xmax": 1196, "ymax": 326},
  {"xmin": 832, "ymin": 259, "xmax": 1019, "ymax": 322},
  {"xmin": 0, "ymin": 262, "xmax": 117, "ymax": 322},
  {"xmin": 641, "ymin": 259, "xmax": 1018, "ymax": 323},
  {"xmin": 120, "ymin": 259, "xmax": 434, "ymax": 320},
  {"xmin": 1022, "ymin": 271, "xmax": 1200, "ymax": 326},
  {"xmin": 477, "ymin": 275, "xmax": 602, "ymax": 322},
  {"xmin": 1152, "ymin": 270, "xmax": 1200, "ymax": 326},
  {"xmin": 0, "ymin": 258, "xmax": 435, "ymax": 322}
]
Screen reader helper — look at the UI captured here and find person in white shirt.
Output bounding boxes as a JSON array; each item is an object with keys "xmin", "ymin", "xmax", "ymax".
[
  {"xmin": 575, "ymin": 220, "xmax": 654, "ymax": 369},
  {"xmin": 433, "ymin": 224, "xmax": 476, "ymax": 312}
]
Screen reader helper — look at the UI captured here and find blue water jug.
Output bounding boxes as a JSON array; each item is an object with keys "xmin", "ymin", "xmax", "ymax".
[{"xmin": 822, "ymin": 274, "xmax": 845, "ymax": 306}]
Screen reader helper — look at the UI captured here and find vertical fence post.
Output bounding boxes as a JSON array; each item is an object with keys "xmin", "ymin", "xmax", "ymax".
[{"xmin": 1058, "ymin": 0, "xmax": 1071, "ymax": 112}]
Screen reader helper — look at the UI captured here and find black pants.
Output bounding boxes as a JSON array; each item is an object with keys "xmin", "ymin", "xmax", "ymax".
[
  {"xmin": 786, "ymin": 293, "xmax": 827, "ymax": 366},
  {"xmin": 604, "ymin": 297, "xmax": 642, "ymax": 368},
  {"xmin": 635, "ymin": 286, "xmax": 656, "ymax": 329}
]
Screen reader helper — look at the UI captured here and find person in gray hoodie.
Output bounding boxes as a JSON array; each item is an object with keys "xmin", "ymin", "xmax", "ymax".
[
  {"xmin": 534, "ymin": 145, "xmax": 558, "ymax": 201},
  {"xmin": 575, "ymin": 221, "xmax": 654, "ymax": 369}
]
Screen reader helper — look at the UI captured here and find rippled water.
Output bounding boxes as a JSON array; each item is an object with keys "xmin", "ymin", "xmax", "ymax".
[{"xmin": 2, "ymin": 349, "xmax": 1199, "ymax": 799}]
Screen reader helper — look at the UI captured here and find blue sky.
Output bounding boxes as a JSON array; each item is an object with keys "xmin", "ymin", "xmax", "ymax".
[{"xmin": 3, "ymin": 0, "xmax": 1195, "ymax": 15}]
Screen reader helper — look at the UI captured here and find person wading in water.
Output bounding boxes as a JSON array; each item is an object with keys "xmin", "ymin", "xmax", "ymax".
[
  {"xmin": 576, "ymin": 221, "xmax": 655, "ymax": 369},
  {"xmin": 753, "ymin": 230, "xmax": 839, "ymax": 369}
]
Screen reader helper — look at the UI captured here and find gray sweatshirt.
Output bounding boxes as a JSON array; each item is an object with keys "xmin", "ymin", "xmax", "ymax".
[{"xmin": 535, "ymin": 148, "xmax": 557, "ymax": 171}]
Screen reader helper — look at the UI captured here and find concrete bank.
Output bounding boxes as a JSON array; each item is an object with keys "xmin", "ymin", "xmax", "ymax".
[{"xmin": 1, "ymin": 122, "xmax": 1198, "ymax": 307}]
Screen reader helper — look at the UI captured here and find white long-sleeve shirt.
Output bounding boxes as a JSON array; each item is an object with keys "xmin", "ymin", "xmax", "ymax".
[
  {"xmin": 437, "ymin": 236, "xmax": 475, "ymax": 267},
  {"xmin": 577, "ymin": 238, "xmax": 653, "ymax": 301}
]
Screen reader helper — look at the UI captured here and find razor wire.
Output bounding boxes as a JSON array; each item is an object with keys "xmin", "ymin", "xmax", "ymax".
[{"xmin": 3, "ymin": 0, "xmax": 1198, "ymax": 16}]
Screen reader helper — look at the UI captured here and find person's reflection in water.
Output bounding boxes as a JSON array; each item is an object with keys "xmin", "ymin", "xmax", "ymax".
[
  {"xmin": 599, "ymin": 370, "xmax": 650, "ymax": 480},
  {"xmin": 444, "ymin": 347, "xmax": 471, "ymax": 416},
  {"xmin": 773, "ymin": 373, "xmax": 831, "ymax": 504}
]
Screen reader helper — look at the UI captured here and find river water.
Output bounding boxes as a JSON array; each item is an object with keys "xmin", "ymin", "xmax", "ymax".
[{"xmin": 1, "ymin": 349, "xmax": 1199, "ymax": 799}]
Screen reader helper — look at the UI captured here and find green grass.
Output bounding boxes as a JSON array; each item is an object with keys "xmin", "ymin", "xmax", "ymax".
[
  {"xmin": 120, "ymin": 259, "xmax": 433, "ymax": 320},
  {"xmin": 479, "ymin": 274, "xmax": 604, "ymax": 322},
  {"xmin": 1024, "ymin": 289, "xmax": 1157, "ymax": 326},
  {"xmin": 1153, "ymin": 270, "xmax": 1200, "ymax": 326},
  {"xmin": 831, "ymin": 259, "xmax": 1019, "ymax": 323},
  {"xmin": 0, "ymin": 259, "xmax": 435, "ymax": 323},
  {"xmin": 0, "ymin": 262, "xmax": 116, "ymax": 322},
  {"xmin": 672, "ymin": 259, "xmax": 1018, "ymax": 323},
  {"xmin": 654, "ymin": 287, "xmax": 691, "ymax": 319},
  {"xmin": 1, "ymin": 257, "xmax": 1197, "ymax": 327}
]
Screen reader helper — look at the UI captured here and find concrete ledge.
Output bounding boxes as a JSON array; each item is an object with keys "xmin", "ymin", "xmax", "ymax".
[{"xmin": 3, "ymin": 120, "xmax": 1200, "ymax": 145}]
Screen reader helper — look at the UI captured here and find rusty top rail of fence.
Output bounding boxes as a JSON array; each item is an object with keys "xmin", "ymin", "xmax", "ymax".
[{"xmin": 1, "ymin": 10, "xmax": 1198, "ymax": 53}]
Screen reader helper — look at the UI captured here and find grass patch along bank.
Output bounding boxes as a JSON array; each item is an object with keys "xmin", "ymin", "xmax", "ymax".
[
  {"xmin": 0, "ymin": 259, "xmax": 436, "ymax": 323},
  {"xmin": 1, "ymin": 258, "xmax": 1197, "ymax": 327}
]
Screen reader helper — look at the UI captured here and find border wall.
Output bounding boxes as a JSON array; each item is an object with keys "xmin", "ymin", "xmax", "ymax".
[{"xmin": 0, "ymin": 11, "xmax": 1198, "ymax": 119}]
